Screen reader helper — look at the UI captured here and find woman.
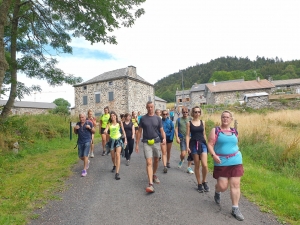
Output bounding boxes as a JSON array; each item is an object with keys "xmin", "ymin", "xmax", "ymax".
[
  {"xmin": 104, "ymin": 111, "xmax": 127, "ymax": 180},
  {"xmin": 161, "ymin": 110, "xmax": 174, "ymax": 169},
  {"xmin": 186, "ymin": 106, "xmax": 209, "ymax": 193},
  {"xmin": 131, "ymin": 111, "xmax": 139, "ymax": 136},
  {"xmin": 99, "ymin": 106, "xmax": 110, "ymax": 156},
  {"xmin": 207, "ymin": 110, "xmax": 244, "ymax": 221},
  {"xmin": 123, "ymin": 113, "xmax": 135, "ymax": 166},
  {"xmin": 87, "ymin": 109, "xmax": 97, "ymax": 158},
  {"xmin": 155, "ymin": 109, "xmax": 167, "ymax": 172}
]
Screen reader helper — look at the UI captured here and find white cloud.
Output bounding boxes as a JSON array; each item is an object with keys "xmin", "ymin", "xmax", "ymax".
[{"xmin": 4, "ymin": 0, "xmax": 300, "ymax": 106}]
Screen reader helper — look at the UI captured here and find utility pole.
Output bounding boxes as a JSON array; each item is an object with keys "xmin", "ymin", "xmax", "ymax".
[{"xmin": 180, "ymin": 70, "xmax": 184, "ymax": 108}]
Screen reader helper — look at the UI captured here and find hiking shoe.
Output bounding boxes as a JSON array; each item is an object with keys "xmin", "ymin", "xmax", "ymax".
[
  {"xmin": 102, "ymin": 151, "xmax": 106, "ymax": 156},
  {"xmin": 232, "ymin": 207, "xmax": 244, "ymax": 221},
  {"xmin": 178, "ymin": 160, "xmax": 183, "ymax": 168},
  {"xmin": 187, "ymin": 167, "xmax": 194, "ymax": 174},
  {"xmin": 153, "ymin": 175, "xmax": 160, "ymax": 184},
  {"xmin": 111, "ymin": 166, "xmax": 116, "ymax": 173},
  {"xmin": 90, "ymin": 152, "xmax": 94, "ymax": 158},
  {"xmin": 81, "ymin": 170, "xmax": 87, "ymax": 177},
  {"xmin": 126, "ymin": 160, "xmax": 130, "ymax": 166},
  {"xmin": 146, "ymin": 185, "xmax": 155, "ymax": 193},
  {"xmin": 166, "ymin": 163, "xmax": 170, "ymax": 168},
  {"xmin": 214, "ymin": 192, "xmax": 221, "ymax": 204},
  {"xmin": 163, "ymin": 167, "xmax": 168, "ymax": 173},
  {"xmin": 115, "ymin": 173, "xmax": 120, "ymax": 180},
  {"xmin": 197, "ymin": 184, "xmax": 204, "ymax": 193},
  {"xmin": 86, "ymin": 160, "xmax": 90, "ymax": 170},
  {"xmin": 202, "ymin": 182, "xmax": 210, "ymax": 192}
]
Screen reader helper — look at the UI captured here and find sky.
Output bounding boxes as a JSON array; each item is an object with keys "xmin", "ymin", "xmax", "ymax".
[{"xmin": 6, "ymin": 0, "xmax": 300, "ymax": 107}]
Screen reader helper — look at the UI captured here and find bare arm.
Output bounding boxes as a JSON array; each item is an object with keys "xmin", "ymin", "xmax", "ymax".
[
  {"xmin": 132, "ymin": 125, "xmax": 135, "ymax": 139},
  {"xmin": 160, "ymin": 127, "xmax": 166, "ymax": 145},
  {"xmin": 186, "ymin": 122, "xmax": 191, "ymax": 153},
  {"xmin": 135, "ymin": 127, "xmax": 142, "ymax": 153},
  {"xmin": 120, "ymin": 122, "xmax": 127, "ymax": 144},
  {"xmin": 207, "ymin": 128, "xmax": 221, "ymax": 164}
]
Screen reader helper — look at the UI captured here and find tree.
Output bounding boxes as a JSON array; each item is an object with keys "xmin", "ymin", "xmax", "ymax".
[
  {"xmin": 0, "ymin": 0, "xmax": 146, "ymax": 118},
  {"xmin": 51, "ymin": 98, "xmax": 70, "ymax": 115}
]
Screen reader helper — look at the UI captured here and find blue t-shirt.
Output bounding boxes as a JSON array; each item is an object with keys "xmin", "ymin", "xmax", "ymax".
[
  {"xmin": 214, "ymin": 132, "xmax": 242, "ymax": 166},
  {"xmin": 76, "ymin": 121, "xmax": 93, "ymax": 144}
]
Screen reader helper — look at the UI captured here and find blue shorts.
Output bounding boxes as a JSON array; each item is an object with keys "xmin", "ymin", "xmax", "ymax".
[
  {"xmin": 190, "ymin": 141, "xmax": 208, "ymax": 155},
  {"xmin": 78, "ymin": 142, "xmax": 91, "ymax": 158},
  {"xmin": 179, "ymin": 138, "xmax": 187, "ymax": 151}
]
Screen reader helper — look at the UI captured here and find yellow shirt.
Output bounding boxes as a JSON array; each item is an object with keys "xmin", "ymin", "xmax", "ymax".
[{"xmin": 101, "ymin": 113, "xmax": 110, "ymax": 128}]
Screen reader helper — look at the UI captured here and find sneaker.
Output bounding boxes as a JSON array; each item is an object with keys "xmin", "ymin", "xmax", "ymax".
[
  {"xmin": 197, "ymin": 184, "xmax": 204, "ymax": 193},
  {"xmin": 153, "ymin": 175, "xmax": 160, "ymax": 184},
  {"xmin": 81, "ymin": 170, "xmax": 87, "ymax": 177},
  {"xmin": 146, "ymin": 185, "xmax": 155, "ymax": 193},
  {"xmin": 214, "ymin": 192, "xmax": 221, "ymax": 205},
  {"xmin": 86, "ymin": 160, "xmax": 90, "ymax": 170},
  {"xmin": 90, "ymin": 152, "xmax": 94, "ymax": 158},
  {"xmin": 115, "ymin": 173, "xmax": 120, "ymax": 180},
  {"xmin": 187, "ymin": 167, "xmax": 194, "ymax": 174},
  {"xmin": 111, "ymin": 166, "xmax": 116, "ymax": 173},
  {"xmin": 178, "ymin": 160, "xmax": 183, "ymax": 168},
  {"xmin": 126, "ymin": 160, "xmax": 130, "ymax": 166},
  {"xmin": 102, "ymin": 151, "xmax": 106, "ymax": 156},
  {"xmin": 232, "ymin": 207, "xmax": 244, "ymax": 221},
  {"xmin": 159, "ymin": 155, "xmax": 161, "ymax": 161},
  {"xmin": 167, "ymin": 163, "xmax": 170, "ymax": 168},
  {"xmin": 163, "ymin": 167, "xmax": 168, "ymax": 173},
  {"xmin": 202, "ymin": 182, "xmax": 210, "ymax": 192}
]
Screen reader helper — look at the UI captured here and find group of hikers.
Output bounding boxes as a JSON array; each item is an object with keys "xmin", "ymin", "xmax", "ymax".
[{"xmin": 74, "ymin": 101, "xmax": 245, "ymax": 221}]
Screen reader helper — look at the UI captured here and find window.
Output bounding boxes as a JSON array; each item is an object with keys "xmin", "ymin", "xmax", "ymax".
[
  {"xmin": 109, "ymin": 91, "xmax": 114, "ymax": 101},
  {"xmin": 83, "ymin": 86, "xmax": 87, "ymax": 90},
  {"xmin": 186, "ymin": 98, "xmax": 190, "ymax": 102},
  {"xmin": 178, "ymin": 99, "xmax": 182, "ymax": 103},
  {"xmin": 108, "ymin": 81, "xmax": 113, "ymax": 86},
  {"xmin": 83, "ymin": 96, "xmax": 88, "ymax": 105},
  {"xmin": 95, "ymin": 93, "xmax": 100, "ymax": 103}
]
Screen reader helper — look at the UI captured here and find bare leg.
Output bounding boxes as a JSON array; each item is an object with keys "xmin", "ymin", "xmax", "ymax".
[
  {"xmin": 229, "ymin": 177, "xmax": 241, "ymax": 206},
  {"xmin": 193, "ymin": 154, "xmax": 201, "ymax": 184},
  {"xmin": 115, "ymin": 147, "xmax": 121, "ymax": 173},
  {"xmin": 161, "ymin": 144, "xmax": 167, "ymax": 167},
  {"xmin": 200, "ymin": 153, "xmax": 208, "ymax": 182},
  {"xmin": 166, "ymin": 143, "xmax": 172, "ymax": 164},
  {"xmin": 146, "ymin": 157, "xmax": 153, "ymax": 184},
  {"xmin": 153, "ymin": 157, "xmax": 159, "ymax": 175}
]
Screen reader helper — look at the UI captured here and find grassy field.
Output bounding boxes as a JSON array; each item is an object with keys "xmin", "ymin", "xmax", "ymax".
[{"xmin": 0, "ymin": 111, "xmax": 299, "ymax": 224}]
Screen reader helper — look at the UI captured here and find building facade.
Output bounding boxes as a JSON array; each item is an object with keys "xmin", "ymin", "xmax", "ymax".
[{"xmin": 73, "ymin": 66, "xmax": 154, "ymax": 116}]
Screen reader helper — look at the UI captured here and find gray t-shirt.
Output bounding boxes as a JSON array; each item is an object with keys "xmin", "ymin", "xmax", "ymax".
[{"xmin": 139, "ymin": 114, "xmax": 162, "ymax": 140}]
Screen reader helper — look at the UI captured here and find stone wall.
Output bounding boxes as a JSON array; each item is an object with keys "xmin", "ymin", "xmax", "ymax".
[
  {"xmin": 155, "ymin": 100, "xmax": 167, "ymax": 111},
  {"xmin": 245, "ymin": 96, "xmax": 269, "ymax": 109},
  {"xmin": 12, "ymin": 107, "xmax": 51, "ymax": 115},
  {"xmin": 74, "ymin": 78, "xmax": 154, "ymax": 117},
  {"xmin": 206, "ymin": 89, "xmax": 272, "ymax": 105},
  {"xmin": 271, "ymin": 84, "xmax": 300, "ymax": 94},
  {"xmin": 190, "ymin": 91, "xmax": 206, "ymax": 107}
]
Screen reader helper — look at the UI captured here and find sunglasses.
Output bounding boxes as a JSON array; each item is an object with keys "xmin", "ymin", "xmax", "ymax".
[
  {"xmin": 182, "ymin": 112, "xmax": 188, "ymax": 113},
  {"xmin": 193, "ymin": 111, "xmax": 201, "ymax": 114},
  {"xmin": 162, "ymin": 113, "xmax": 168, "ymax": 115}
]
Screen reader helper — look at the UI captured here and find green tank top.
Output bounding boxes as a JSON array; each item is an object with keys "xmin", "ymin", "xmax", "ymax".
[
  {"xmin": 101, "ymin": 113, "xmax": 110, "ymax": 128},
  {"xmin": 109, "ymin": 123, "xmax": 121, "ymax": 139}
]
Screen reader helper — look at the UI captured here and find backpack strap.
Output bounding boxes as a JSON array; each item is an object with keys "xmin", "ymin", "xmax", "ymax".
[{"xmin": 215, "ymin": 126, "xmax": 238, "ymax": 143}]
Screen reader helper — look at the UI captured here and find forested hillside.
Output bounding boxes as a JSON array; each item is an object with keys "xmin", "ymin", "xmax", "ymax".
[{"xmin": 154, "ymin": 56, "xmax": 300, "ymax": 102}]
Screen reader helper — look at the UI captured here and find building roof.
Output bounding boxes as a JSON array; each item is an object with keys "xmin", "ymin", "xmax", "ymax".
[
  {"xmin": 271, "ymin": 78, "xmax": 300, "ymax": 86},
  {"xmin": 0, "ymin": 100, "xmax": 57, "ymax": 109},
  {"xmin": 155, "ymin": 96, "xmax": 167, "ymax": 102},
  {"xmin": 190, "ymin": 79, "xmax": 244, "ymax": 92},
  {"xmin": 206, "ymin": 79, "xmax": 275, "ymax": 93},
  {"xmin": 74, "ymin": 66, "xmax": 152, "ymax": 87},
  {"xmin": 175, "ymin": 90, "xmax": 191, "ymax": 96}
]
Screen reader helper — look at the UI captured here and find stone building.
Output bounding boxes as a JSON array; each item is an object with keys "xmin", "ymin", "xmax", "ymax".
[
  {"xmin": 205, "ymin": 79, "xmax": 275, "ymax": 105},
  {"xmin": 154, "ymin": 96, "xmax": 167, "ymax": 110},
  {"xmin": 0, "ymin": 100, "xmax": 56, "ymax": 115},
  {"xmin": 73, "ymin": 66, "xmax": 154, "ymax": 116},
  {"xmin": 175, "ymin": 90, "xmax": 190, "ymax": 111},
  {"xmin": 243, "ymin": 92, "xmax": 269, "ymax": 109},
  {"xmin": 271, "ymin": 78, "xmax": 300, "ymax": 94}
]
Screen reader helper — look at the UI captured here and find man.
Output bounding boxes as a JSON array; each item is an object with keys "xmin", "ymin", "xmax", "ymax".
[
  {"xmin": 169, "ymin": 110, "xmax": 175, "ymax": 121},
  {"xmin": 74, "ymin": 113, "xmax": 95, "ymax": 177},
  {"xmin": 175, "ymin": 106, "xmax": 194, "ymax": 174},
  {"xmin": 155, "ymin": 109, "xmax": 168, "ymax": 173},
  {"xmin": 161, "ymin": 110, "xmax": 174, "ymax": 169},
  {"xmin": 136, "ymin": 101, "xmax": 166, "ymax": 193}
]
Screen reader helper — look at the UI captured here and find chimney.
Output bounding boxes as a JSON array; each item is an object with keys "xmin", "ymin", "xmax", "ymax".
[
  {"xmin": 127, "ymin": 66, "xmax": 137, "ymax": 78},
  {"xmin": 257, "ymin": 76, "xmax": 260, "ymax": 82},
  {"xmin": 213, "ymin": 80, "xmax": 216, "ymax": 86}
]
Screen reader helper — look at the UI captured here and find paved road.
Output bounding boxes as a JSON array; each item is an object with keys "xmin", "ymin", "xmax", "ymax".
[{"xmin": 29, "ymin": 142, "xmax": 280, "ymax": 225}]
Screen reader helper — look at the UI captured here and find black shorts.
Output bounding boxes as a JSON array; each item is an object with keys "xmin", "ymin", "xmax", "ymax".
[
  {"xmin": 166, "ymin": 138, "xmax": 173, "ymax": 143},
  {"xmin": 135, "ymin": 127, "xmax": 138, "ymax": 131},
  {"xmin": 101, "ymin": 128, "xmax": 110, "ymax": 135}
]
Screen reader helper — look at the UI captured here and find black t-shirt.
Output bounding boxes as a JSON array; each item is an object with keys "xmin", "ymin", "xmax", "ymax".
[
  {"xmin": 123, "ymin": 121, "xmax": 133, "ymax": 138},
  {"xmin": 139, "ymin": 114, "xmax": 162, "ymax": 140}
]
